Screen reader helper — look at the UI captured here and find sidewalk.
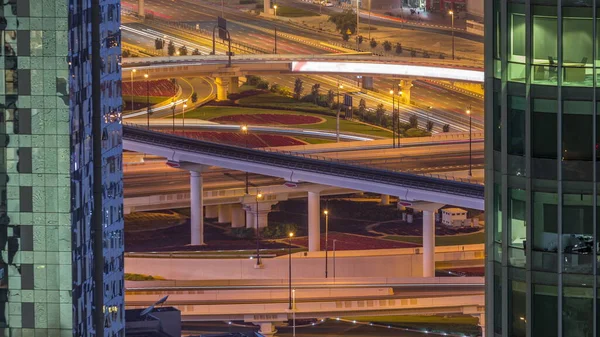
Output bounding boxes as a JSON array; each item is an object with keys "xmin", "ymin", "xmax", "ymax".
[{"xmin": 370, "ymin": 7, "xmax": 468, "ymax": 30}]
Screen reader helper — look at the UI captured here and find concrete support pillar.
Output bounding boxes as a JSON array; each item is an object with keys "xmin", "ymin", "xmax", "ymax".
[
  {"xmin": 245, "ymin": 210, "xmax": 255, "ymax": 229},
  {"xmin": 190, "ymin": 171, "xmax": 204, "ymax": 245},
  {"xmin": 229, "ymin": 76, "xmax": 240, "ymax": 94},
  {"xmin": 380, "ymin": 194, "xmax": 390, "ymax": 205},
  {"xmin": 361, "ymin": 76, "xmax": 374, "ymax": 90},
  {"xmin": 231, "ymin": 204, "xmax": 245, "ymax": 228},
  {"xmin": 214, "ymin": 77, "xmax": 230, "ymax": 101},
  {"xmin": 256, "ymin": 322, "xmax": 276, "ymax": 337},
  {"xmin": 422, "ymin": 209, "xmax": 436, "ymax": 277},
  {"xmin": 307, "ymin": 191, "xmax": 321, "ymax": 252},
  {"xmin": 264, "ymin": 0, "xmax": 271, "ymax": 15},
  {"xmin": 138, "ymin": 0, "xmax": 145, "ymax": 17},
  {"xmin": 400, "ymin": 79, "xmax": 413, "ymax": 105},
  {"xmin": 218, "ymin": 204, "xmax": 232, "ymax": 223},
  {"xmin": 205, "ymin": 205, "xmax": 219, "ymax": 219}
]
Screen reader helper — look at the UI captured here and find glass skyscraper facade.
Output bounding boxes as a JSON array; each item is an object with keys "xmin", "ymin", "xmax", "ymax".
[
  {"xmin": 486, "ymin": 1, "xmax": 600, "ymax": 337},
  {"xmin": 0, "ymin": 0, "xmax": 124, "ymax": 336}
]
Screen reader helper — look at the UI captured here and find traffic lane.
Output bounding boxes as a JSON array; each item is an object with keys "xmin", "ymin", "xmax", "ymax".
[
  {"xmin": 136, "ymin": 0, "xmax": 331, "ymax": 54},
  {"xmin": 124, "ymin": 175, "xmax": 282, "ymax": 197},
  {"xmin": 373, "ymin": 77, "xmax": 484, "ymax": 118},
  {"xmin": 317, "ymin": 141, "xmax": 484, "ymax": 160},
  {"xmin": 277, "ymin": 0, "xmax": 484, "ymax": 43}
]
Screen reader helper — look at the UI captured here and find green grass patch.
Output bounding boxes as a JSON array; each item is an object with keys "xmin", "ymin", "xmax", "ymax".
[
  {"xmin": 239, "ymin": 93, "xmax": 334, "ymax": 114},
  {"xmin": 296, "ymin": 137, "xmax": 334, "ymax": 144},
  {"xmin": 125, "ymin": 211, "xmax": 186, "ymax": 232},
  {"xmin": 181, "ymin": 106, "xmax": 392, "ymax": 138},
  {"xmin": 124, "ymin": 273, "xmax": 165, "ymax": 281},
  {"xmin": 386, "ymin": 231, "xmax": 484, "ymax": 246}
]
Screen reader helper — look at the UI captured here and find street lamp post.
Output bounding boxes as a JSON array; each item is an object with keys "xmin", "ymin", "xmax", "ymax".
[
  {"xmin": 292, "ymin": 289, "xmax": 296, "ymax": 337},
  {"xmin": 397, "ymin": 89, "xmax": 403, "ymax": 147},
  {"xmin": 449, "ymin": 10, "xmax": 455, "ymax": 60},
  {"xmin": 390, "ymin": 89, "xmax": 395, "ymax": 148},
  {"xmin": 467, "ymin": 105, "xmax": 472, "ymax": 176},
  {"xmin": 337, "ymin": 83, "xmax": 343, "ymax": 143},
  {"xmin": 172, "ymin": 99, "xmax": 176, "ymax": 133},
  {"xmin": 241, "ymin": 125, "xmax": 249, "ymax": 194},
  {"xmin": 144, "ymin": 73, "xmax": 150, "ymax": 130},
  {"xmin": 324, "ymin": 210, "xmax": 329, "ymax": 278},
  {"xmin": 288, "ymin": 232, "xmax": 294, "ymax": 309},
  {"xmin": 182, "ymin": 103, "xmax": 187, "ymax": 136},
  {"xmin": 274, "ymin": 4, "xmax": 278, "ymax": 16},
  {"xmin": 255, "ymin": 192, "xmax": 263, "ymax": 266},
  {"xmin": 333, "ymin": 239, "xmax": 337, "ymax": 281},
  {"xmin": 274, "ymin": 27, "xmax": 278, "ymax": 54},
  {"xmin": 130, "ymin": 69, "xmax": 136, "ymax": 111}
]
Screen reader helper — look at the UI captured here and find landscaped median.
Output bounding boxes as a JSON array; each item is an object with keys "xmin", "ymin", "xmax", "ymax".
[{"xmin": 179, "ymin": 106, "xmax": 392, "ymax": 139}]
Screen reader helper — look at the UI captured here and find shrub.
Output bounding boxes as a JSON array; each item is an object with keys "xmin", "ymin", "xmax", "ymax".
[
  {"xmin": 270, "ymin": 83, "xmax": 281, "ymax": 93},
  {"xmin": 262, "ymin": 223, "xmax": 298, "ymax": 239},
  {"xmin": 124, "ymin": 273, "xmax": 165, "ymax": 281},
  {"xmin": 246, "ymin": 75, "xmax": 262, "ymax": 86},
  {"xmin": 231, "ymin": 227, "xmax": 255, "ymax": 239},
  {"xmin": 256, "ymin": 80, "xmax": 270, "ymax": 90}
]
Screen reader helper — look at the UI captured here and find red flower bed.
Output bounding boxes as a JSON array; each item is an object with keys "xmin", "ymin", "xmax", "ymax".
[
  {"xmin": 211, "ymin": 114, "xmax": 322, "ymax": 125},
  {"xmin": 170, "ymin": 131, "xmax": 304, "ymax": 148},
  {"xmin": 292, "ymin": 232, "xmax": 419, "ymax": 251},
  {"xmin": 122, "ymin": 79, "xmax": 177, "ymax": 97}
]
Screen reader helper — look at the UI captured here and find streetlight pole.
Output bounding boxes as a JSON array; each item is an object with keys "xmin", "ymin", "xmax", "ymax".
[
  {"xmin": 144, "ymin": 73, "xmax": 150, "ymax": 130},
  {"xmin": 324, "ymin": 210, "xmax": 329, "ymax": 278},
  {"xmin": 288, "ymin": 232, "xmax": 294, "ymax": 309},
  {"xmin": 255, "ymin": 192, "xmax": 263, "ymax": 266},
  {"xmin": 172, "ymin": 99, "xmax": 176, "ymax": 133},
  {"xmin": 241, "ymin": 125, "xmax": 249, "ymax": 194},
  {"xmin": 397, "ymin": 89, "xmax": 403, "ymax": 147},
  {"xmin": 356, "ymin": 0, "xmax": 360, "ymax": 50},
  {"xmin": 390, "ymin": 89, "xmax": 395, "ymax": 148},
  {"xmin": 182, "ymin": 103, "xmax": 187, "ymax": 136},
  {"xmin": 337, "ymin": 83, "xmax": 343, "ymax": 143},
  {"xmin": 449, "ymin": 10, "xmax": 455, "ymax": 60},
  {"xmin": 274, "ymin": 27, "xmax": 278, "ymax": 54},
  {"xmin": 274, "ymin": 4, "xmax": 278, "ymax": 17},
  {"xmin": 467, "ymin": 105, "xmax": 472, "ymax": 176},
  {"xmin": 333, "ymin": 239, "xmax": 337, "ymax": 281},
  {"xmin": 292, "ymin": 289, "xmax": 296, "ymax": 337},
  {"xmin": 130, "ymin": 69, "xmax": 136, "ymax": 111}
]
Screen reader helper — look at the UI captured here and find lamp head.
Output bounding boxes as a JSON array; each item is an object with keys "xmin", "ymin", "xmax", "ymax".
[
  {"xmin": 389, "ymin": 90, "xmax": 394, "ymax": 95},
  {"xmin": 289, "ymin": 232, "xmax": 294, "ymax": 238},
  {"xmin": 449, "ymin": 10, "xmax": 453, "ymax": 15},
  {"xmin": 324, "ymin": 210, "xmax": 328, "ymax": 215},
  {"xmin": 257, "ymin": 193, "xmax": 263, "ymax": 199},
  {"xmin": 144, "ymin": 74, "xmax": 149, "ymax": 79},
  {"xmin": 132, "ymin": 69, "xmax": 137, "ymax": 73},
  {"xmin": 241, "ymin": 125, "xmax": 248, "ymax": 132}
]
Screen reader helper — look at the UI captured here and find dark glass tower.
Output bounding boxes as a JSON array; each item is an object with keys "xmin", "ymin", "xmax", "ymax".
[
  {"xmin": 486, "ymin": 1, "xmax": 599, "ymax": 337},
  {"xmin": 0, "ymin": 0, "xmax": 124, "ymax": 335}
]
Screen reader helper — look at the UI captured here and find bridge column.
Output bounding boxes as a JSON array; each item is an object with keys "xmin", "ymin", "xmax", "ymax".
[
  {"xmin": 215, "ymin": 77, "xmax": 230, "ymax": 101},
  {"xmin": 408, "ymin": 202, "xmax": 444, "ymax": 277},
  {"xmin": 190, "ymin": 171, "xmax": 204, "ymax": 245},
  {"xmin": 229, "ymin": 76, "xmax": 240, "ymax": 94},
  {"xmin": 264, "ymin": 0, "xmax": 272, "ymax": 15},
  {"xmin": 138, "ymin": 0, "xmax": 145, "ymax": 17},
  {"xmin": 478, "ymin": 314, "xmax": 485, "ymax": 337},
  {"xmin": 361, "ymin": 76, "xmax": 374, "ymax": 90},
  {"xmin": 422, "ymin": 209, "xmax": 436, "ymax": 277},
  {"xmin": 218, "ymin": 204, "xmax": 232, "ymax": 223},
  {"xmin": 245, "ymin": 208, "xmax": 255, "ymax": 229},
  {"xmin": 205, "ymin": 205, "xmax": 219, "ymax": 219},
  {"xmin": 231, "ymin": 204, "xmax": 245, "ymax": 228},
  {"xmin": 307, "ymin": 191, "xmax": 321, "ymax": 252},
  {"xmin": 399, "ymin": 79, "xmax": 414, "ymax": 105},
  {"xmin": 256, "ymin": 322, "xmax": 276, "ymax": 337},
  {"xmin": 380, "ymin": 194, "xmax": 390, "ymax": 205}
]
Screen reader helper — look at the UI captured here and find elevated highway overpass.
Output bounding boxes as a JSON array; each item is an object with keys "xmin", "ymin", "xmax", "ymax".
[
  {"xmin": 122, "ymin": 125, "xmax": 483, "ymax": 276},
  {"xmin": 125, "ymin": 278, "xmax": 484, "ymax": 336},
  {"xmin": 122, "ymin": 54, "xmax": 483, "ymax": 84}
]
